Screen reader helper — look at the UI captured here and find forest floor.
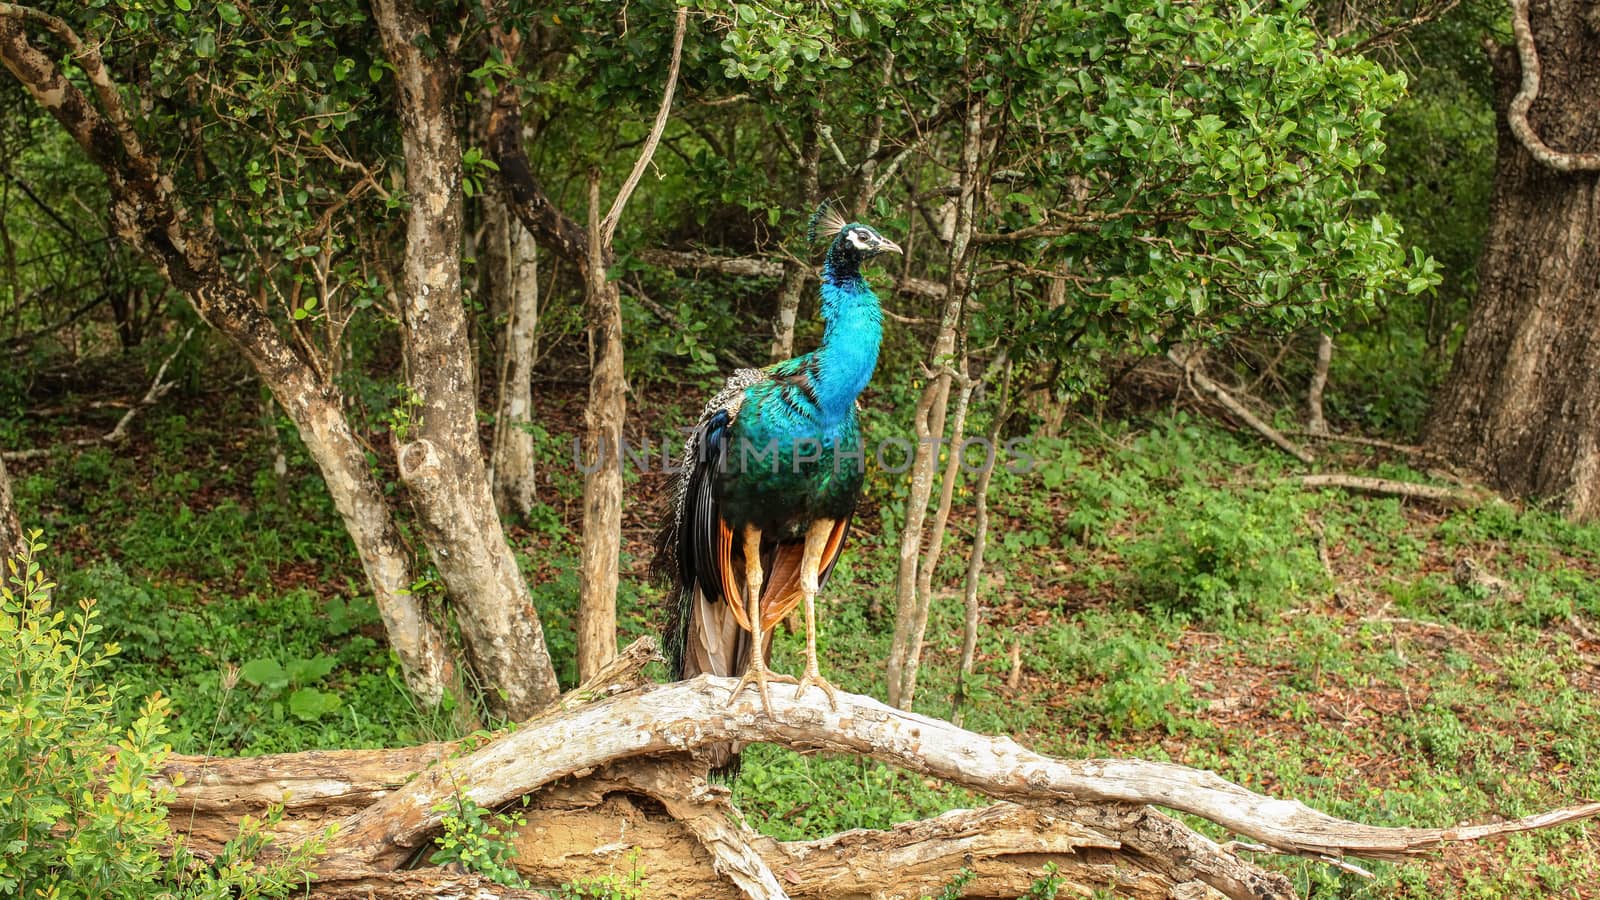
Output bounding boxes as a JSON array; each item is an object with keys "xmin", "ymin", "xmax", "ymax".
[{"xmin": 4, "ymin": 353, "xmax": 1599, "ymax": 899}]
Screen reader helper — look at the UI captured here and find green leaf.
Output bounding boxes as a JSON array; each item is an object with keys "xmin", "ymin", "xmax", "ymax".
[
  {"xmin": 285, "ymin": 654, "xmax": 336, "ymax": 684},
  {"xmin": 217, "ymin": 3, "xmax": 242, "ymax": 26},
  {"xmin": 288, "ymin": 687, "xmax": 342, "ymax": 722},
  {"xmin": 239, "ymin": 658, "xmax": 288, "ymax": 690}
]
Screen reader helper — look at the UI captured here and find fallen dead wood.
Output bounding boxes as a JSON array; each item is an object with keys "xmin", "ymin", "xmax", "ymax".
[
  {"xmin": 309, "ymin": 871, "xmax": 555, "ymax": 899},
  {"xmin": 1168, "ymin": 348, "xmax": 1315, "ymax": 465},
  {"xmin": 311, "ymin": 676, "xmax": 1599, "ymax": 873},
  {"xmin": 154, "ymin": 670, "xmax": 1600, "ymax": 900},
  {"xmin": 1299, "ymin": 473, "xmax": 1495, "ymax": 508},
  {"xmin": 3, "ymin": 326, "xmax": 194, "ymax": 461},
  {"xmin": 639, "ymin": 247, "xmax": 949, "ymax": 300}
]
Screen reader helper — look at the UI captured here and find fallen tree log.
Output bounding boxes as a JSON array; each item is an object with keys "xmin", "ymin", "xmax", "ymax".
[
  {"xmin": 1299, "ymin": 473, "xmax": 1497, "ymax": 508},
  {"xmin": 154, "ymin": 663, "xmax": 1600, "ymax": 900}
]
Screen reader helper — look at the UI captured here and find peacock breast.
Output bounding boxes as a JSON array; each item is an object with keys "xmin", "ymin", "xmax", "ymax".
[{"xmin": 715, "ymin": 400, "xmax": 865, "ymax": 539}]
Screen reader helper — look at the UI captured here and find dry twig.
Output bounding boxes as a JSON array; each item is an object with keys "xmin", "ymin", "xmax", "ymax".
[{"xmin": 4, "ymin": 327, "xmax": 195, "ymax": 461}]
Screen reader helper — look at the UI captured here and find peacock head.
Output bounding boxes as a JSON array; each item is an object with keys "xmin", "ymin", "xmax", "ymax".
[{"xmin": 808, "ymin": 202, "xmax": 903, "ymax": 266}]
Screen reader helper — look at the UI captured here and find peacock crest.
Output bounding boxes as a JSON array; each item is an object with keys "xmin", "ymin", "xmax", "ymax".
[{"xmin": 806, "ymin": 200, "xmax": 849, "ymax": 246}]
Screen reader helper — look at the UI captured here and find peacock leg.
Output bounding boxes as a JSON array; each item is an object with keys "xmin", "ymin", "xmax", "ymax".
[
  {"xmin": 727, "ymin": 523, "xmax": 793, "ymax": 715},
  {"xmin": 794, "ymin": 518, "xmax": 840, "ymax": 710}
]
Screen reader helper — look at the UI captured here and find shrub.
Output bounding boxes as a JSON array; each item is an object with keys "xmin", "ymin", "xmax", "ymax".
[
  {"xmin": 0, "ymin": 538, "xmax": 175, "ymax": 898},
  {"xmin": 1125, "ymin": 484, "xmax": 1322, "ymax": 621},
  {"xmin": 0, "ymin": 538, "xmax": 319, "ymax": 898}
]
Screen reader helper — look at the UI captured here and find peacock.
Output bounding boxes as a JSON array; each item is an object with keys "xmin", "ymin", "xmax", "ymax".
[{"xmin": 656, "ymin": 204, "xmax": 900, "ymax": 750}]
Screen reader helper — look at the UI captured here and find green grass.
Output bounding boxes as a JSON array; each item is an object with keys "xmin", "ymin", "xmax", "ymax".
[{"xmin": 7, "ymin": 388, "xmax": 1600, "ymax": 898}]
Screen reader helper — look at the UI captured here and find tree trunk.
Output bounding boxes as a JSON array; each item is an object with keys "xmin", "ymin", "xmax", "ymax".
[
  {"xmin": 770, "ymin": 118, "xmax": 821, "ymax": 362},
  {"xmin": 954, "ymin": 355, "xmax": 1010, "ymax": 727},
  {"xmin": 900, "ymin": 350, "xmax": 977, "ymax": 708},
  {"xmin": 373, "ymin": 0, "xmax": 560, "ymax": 717},
  {"xmin": 0, "ymin": 10, "xmax": 457, "ymax": 708},
  {"xmin": 886, "ymin": 99, "xmax": 982, "ymax": 709},
  {"xmin": 577, "ymin": 173, "xmax": 624, "ymax": 681},
  {"xmin": 1423, "ymin": 0, "xmax": 1600, "ymax": 518},
  {"xmin": 1306, "ymin": 333, "xmax": 1331, "ymax": 435},
  {"xmin": 488, "ymin": 196, "xmax": 540, "ymax": 520},
  {"xmin": 0, "ymin": 452, "xmax": 24, "ymax": 567},
  {"xmin": 488, "ymin": 8, "xmax": 686, "ymax": 682}
]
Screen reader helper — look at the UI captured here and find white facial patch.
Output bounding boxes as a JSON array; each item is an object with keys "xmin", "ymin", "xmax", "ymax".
[{"xmin": 847, "ymin": 230, "xmax": 873, "ymax": 251}]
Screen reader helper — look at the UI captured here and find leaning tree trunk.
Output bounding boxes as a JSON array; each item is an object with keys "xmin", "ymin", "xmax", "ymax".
[
  {"xmin": 373, "ymin": 0, "xmax": 560, "ymax": 717},
  {"xmin": 0, "ymin": 9, "xmax": 458, "ymax": 708},
  {"xmin": 1423, "ymin": 0, "xmax": 1600, "ymax": 518}
]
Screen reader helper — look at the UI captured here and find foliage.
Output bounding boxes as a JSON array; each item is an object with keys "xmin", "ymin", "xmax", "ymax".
[
  {"xmin": 429, "ymin": 791, "xmax": 528, "ymax": 888},
  {"xmin": 0, "ymin": 538, "xmax": 321, "ymax": 898},
  {"xmin": 926, "ymin": 866, "xmax": 976, "ymax": 900},
  {"xmin": 0, "ymin": 538, "xmax": 171, "ymax": 898},
  {"xmin": 2, "ymin": 0, "xmax": 1592, "ymax": 892},
  {"xmin": 1021, "ymin": 862, "xmax": 1065, "ymax": 900},
  {"xmin": 1126, "ymin": 480, "xmax": 1324, "ymax": 621}
]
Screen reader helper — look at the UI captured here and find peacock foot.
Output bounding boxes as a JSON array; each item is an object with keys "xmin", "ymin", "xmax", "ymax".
[
  {"xmin": 727, "ymin": 664, "xmax": 798, "ymax": 717},
  {"xmin": 794, "ymin": 667, "xmax": 840, "ymax": 711}
]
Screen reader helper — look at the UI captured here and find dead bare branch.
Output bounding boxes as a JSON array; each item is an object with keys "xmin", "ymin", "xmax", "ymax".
[
  {"xmin": 638, "ymin": 247, "xmax": 949, "ymax": 299},
  {"xmin": 1168, "ymin": 348, "xmax": 1316, "ymax": 465},
  {"xmin": 599, "ymin": 7, "xmax": 687, "ymax": 247},
  {"xmin": 304, "ymin": 676, "xmax": 1598, "ymax": 879},
  {"xmin": 3, "ymin": 326, "xmax": 194, "ymax": 461},
  {"xmin": 1299, "ymin": 473, "xmax": 1495, "ymax": 508}
]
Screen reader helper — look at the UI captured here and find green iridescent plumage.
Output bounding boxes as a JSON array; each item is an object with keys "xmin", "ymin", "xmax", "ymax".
[{"xmin": 654, "ymin": 208, "xmax": 901, "ymax": 770}]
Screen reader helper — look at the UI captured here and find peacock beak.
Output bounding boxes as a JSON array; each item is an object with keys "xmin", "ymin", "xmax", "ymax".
[{"xmin": 877, "ymin": 237, "xmax": 903, "ymax": 255}]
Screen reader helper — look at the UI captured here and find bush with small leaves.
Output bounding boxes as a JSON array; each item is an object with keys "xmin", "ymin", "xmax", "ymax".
[{"xmin": 0, "ymin": 536, "xmax": 320, "ymax": 899}]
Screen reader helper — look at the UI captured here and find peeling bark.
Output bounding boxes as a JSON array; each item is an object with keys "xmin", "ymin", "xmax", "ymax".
[
  {"xmin": 154, "ymin": 674, "xmax": 1599, "ymax": 900},
  {"xmin": 372, "ymin": 0, "xmax": 560, "ymax": 717}
]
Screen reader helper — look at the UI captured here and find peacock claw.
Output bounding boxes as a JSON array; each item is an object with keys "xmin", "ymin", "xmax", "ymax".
[
  {"xmin": 728, "ymin": 666, "xmax": 797, "ymax": 717},
  {"xmin": 795, "ymin": 668, "xmax": 840, "ymax": 711}
]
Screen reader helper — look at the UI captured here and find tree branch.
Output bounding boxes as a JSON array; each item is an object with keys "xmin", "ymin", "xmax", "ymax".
[
  {"xmin": 3, "ymin": 326, "xmax": 194, "ymax": 461},
  {"xmin": 638, "ymin": 247, "xmax": 948, "ymax": 299},
  {"xmin": 309, "ymin": 676, "xmax": 1600, "ymax": 877},
  {"xmin": 599, "ymin": 7, "xmax": 687, "ymax": 248},
  {"xmin": 1169, "ymin": 348, "xmax": 1316, "ymax": 465},
  {"xmin": 1299, "ymin": 473, "xmax": 1495, "ymax": 507},
  {"xmin": 486, "ymin": 23, "xmax": 590, "ymax": 270}
]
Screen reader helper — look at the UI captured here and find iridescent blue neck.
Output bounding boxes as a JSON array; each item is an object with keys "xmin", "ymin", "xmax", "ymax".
[{"xmin": 814, "ymin": 257, "xmax": 882, "ymax": 424}]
